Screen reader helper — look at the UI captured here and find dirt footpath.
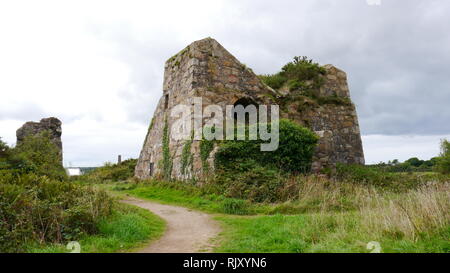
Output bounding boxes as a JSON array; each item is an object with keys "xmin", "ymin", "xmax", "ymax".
[{"xmin": 122, "ymin": 197, "xmax": 221, "ymax": 253}]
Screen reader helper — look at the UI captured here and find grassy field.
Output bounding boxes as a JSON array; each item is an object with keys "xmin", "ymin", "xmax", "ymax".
[
  {"xmin": 28, "ymin": 203, "xmax": 165, "ymax": 253},
  {"xmin": 215, "ymin": 214, "xmax": 449, "ymax": 253},
  {"xmin": 106, "ymin": 182, "xmax": 269, "ymax": 215},
  {"xmin": 110, "ymin": 179, "xmax": 449, "ymax": 253}
]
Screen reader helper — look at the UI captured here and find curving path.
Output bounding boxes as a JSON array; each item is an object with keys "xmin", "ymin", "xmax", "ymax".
[{"xmin": 122, "ymin": 197, "xmax": 221, "ymax": 253}]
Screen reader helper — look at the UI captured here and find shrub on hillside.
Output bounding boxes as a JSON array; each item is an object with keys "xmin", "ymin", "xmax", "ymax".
[
  {"xmin": 3, "ymin": 132, "xmax": 67, "ymax": 180},
  {"xmin": 0, "ymin": 171, "xmax": 113, "ymax": 252},
  {"xmin": 334, "ymin": 163, "xmax": 449, "ymax": 192},
  {"xmin": 213, "ymin": 163, "xmax": 283, "ymax": 202},
  {"xmin": 82, "ymin": 159, "xmax": 137, "ymax": 182},
  {"xmin": 336, "ymin": 163, "xmax": 396, "ymax": 186},
  {"xmin": 0, "ymin": 138, "xmax": 10, "ymax": 170},
  {"xmin": 0, "ymin": 138, "xmax": 9, "ymax": 157}
]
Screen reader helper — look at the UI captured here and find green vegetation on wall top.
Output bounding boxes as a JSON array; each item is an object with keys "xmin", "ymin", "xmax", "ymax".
[
  {"xmin": 259, "ymin": 56, "xmax": 326, "ymax": 92},
  {"xmin": 259, "ymin": 56, "xmax": 352, "ymax": 107}
]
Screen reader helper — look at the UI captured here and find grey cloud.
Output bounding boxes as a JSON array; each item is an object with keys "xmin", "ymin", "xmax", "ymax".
[
  {"xmin": 0, "ymin": 102, "xmax": 89, "ymax": 128},
  {"xmin": 88, "ymin": 0, "xmax": 450, "ymax": 135},
  {"xmin": 87, "ymin": 22, "xmax": 185, "ymax": 125},
  {"xmin": 0, "ymin": 103, "xmax": 47, "ymax": 122}
]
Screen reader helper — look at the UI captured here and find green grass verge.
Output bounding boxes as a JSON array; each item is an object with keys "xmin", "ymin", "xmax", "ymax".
[
  {"xmin": 214, "ymin": 214, "xmax": 450, "ymax": 253},
  {"xmin": 111, "ymin": 182, "xmax": 366, "ymax": 215},
  {"xmin": 109, "ymin": 182, "xmax": 268, "ymax": 215},
  {"xmin": 27, "ymin": 203, "xmax": 165, "ymax": 253},
  {"xmin": 126, "ymin": 184, "xmax": 223, "ymax": 212},
  {"xmin": 109, "ymin": 182, "xmax": 449, "ymax": 253}
]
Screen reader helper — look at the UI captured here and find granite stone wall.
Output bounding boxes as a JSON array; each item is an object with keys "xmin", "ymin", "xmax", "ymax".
[{"xmin": 135, "ymin": 38, "xmax": 364, "ymax": 180}]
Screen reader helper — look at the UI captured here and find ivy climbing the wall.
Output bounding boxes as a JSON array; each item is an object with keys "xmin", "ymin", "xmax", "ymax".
[
  {"xmin": 200, "ymin": 138, "xmax": 215, "ymax": 174},
  {"xmin": 161, "ymin": 118, "xmax": 173, "ymax": 180},
  {"xmin": 180, "ymin": 137, "xmax": 194, "ymax": 176}
]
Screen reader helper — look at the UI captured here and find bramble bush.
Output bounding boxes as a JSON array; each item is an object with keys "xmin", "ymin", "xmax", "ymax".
[
  {"xmin": 0, "ymin": 136, "xmax": 114, "ymax": 252},
  {"xmin": 0, "ymin": 132, "xmax": 67, "ymax": 180},
  {"xmin": 212, "ymin": 119, "xmax": 319, "ymax": 202},
  {"xmin": 0, "ymin": 170, "xmax": 113, "ymax": 252},
  {"xmin": 0, "ymin": 138, "xmax": 10, "ymax": 170},
  {"xmin": 0, "ymin": 138, "xmax": 8, "ymax": 157},
  {"xmin": 215, "ymin": 119, "xmax": 319, "ymax": 173},
  {"xmin": 213, "ymin": 163, "xmax": 282, "ymax": 203}
]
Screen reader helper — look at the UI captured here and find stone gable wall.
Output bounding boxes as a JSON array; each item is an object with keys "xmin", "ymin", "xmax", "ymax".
[{"xmin": 135, "ymin": 38, "xmax": 364, "ymax": 180}]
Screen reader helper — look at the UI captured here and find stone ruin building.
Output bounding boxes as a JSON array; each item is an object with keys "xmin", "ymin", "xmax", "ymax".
[
  {"xmin": 135, "ymin": 38, "xmax": 364, "ymax": 180},
  {"xmin": 16, "ymin": 117, "xmax": 63, "ymax": 164}
]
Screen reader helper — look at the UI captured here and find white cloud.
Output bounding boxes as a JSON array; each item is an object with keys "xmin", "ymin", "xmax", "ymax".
[
  {"xmin": 62, "ymin": 118, "xmax": 146, "ymax": 167},
  {"xmin": 362, "ymin": 134, "xmax": 449, "ymax": 164},
  {"xmin": 0, "ymin": 120, "xmax": 24, "ymax": 147}
]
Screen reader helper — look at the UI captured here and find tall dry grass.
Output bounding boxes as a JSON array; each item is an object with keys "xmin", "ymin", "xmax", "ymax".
[
  {"xmin": 360, "ymin": 182, "xmax": 450, "ymax": 241},
  {"xmin": 276, "ymin": 175, "xmax": 376, "ymax": 212},
  {"xmin": 281, "ymin": 175, "xmax": 449, "ymax": 240}
]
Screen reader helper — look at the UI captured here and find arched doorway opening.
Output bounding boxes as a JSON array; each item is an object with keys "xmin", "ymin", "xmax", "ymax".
[{"xmin": 232, "ymin": 97, "xmax": 258, "ymax": 124}]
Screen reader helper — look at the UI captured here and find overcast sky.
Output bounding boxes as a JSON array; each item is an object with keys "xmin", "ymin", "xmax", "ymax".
[{"xmin": 0, "ymin": 0, "xmax": 449, "ymax": 166}]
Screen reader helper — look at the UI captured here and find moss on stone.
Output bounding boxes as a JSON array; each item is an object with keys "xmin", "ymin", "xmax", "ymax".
[
  {"xmin": 167, "ymin": 46, "xmax": 189, "ymax": 64},
  {"xmin": 207, "ymin": 86, "xmax": 241, "ymax": 94},
  {"xmin": 316, "ymin": 95, "xmax": 353, "ymax": 106},
  {"xmin": 207, "ymin": 58, "xmax": 218, "ymax": 76}
]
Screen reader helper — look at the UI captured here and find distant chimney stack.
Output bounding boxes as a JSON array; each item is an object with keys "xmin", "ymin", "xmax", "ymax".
[{"xmin": 118, "ymin": 155, "xmax": 122, "ymax": 164}]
